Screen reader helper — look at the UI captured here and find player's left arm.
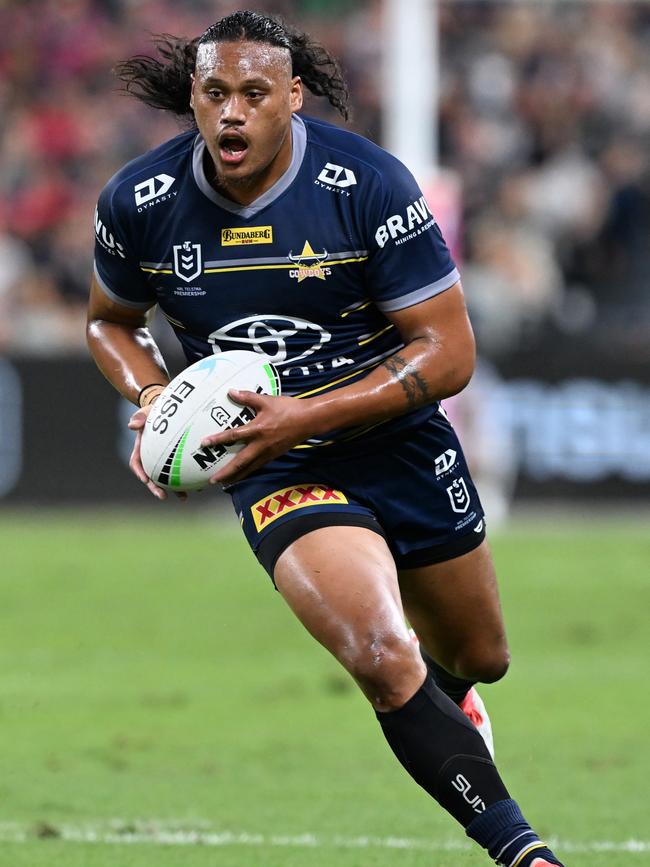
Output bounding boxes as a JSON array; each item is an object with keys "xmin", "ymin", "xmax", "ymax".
[
  {"xmin": 205, "ymin": 280, "xmax": 474, "ymax": 484},
  {"xmin": 301, "ymin": 279, "xmax": 474, "ymax": 424}
]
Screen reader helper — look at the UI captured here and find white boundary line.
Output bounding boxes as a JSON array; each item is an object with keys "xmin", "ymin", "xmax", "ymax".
[{"xmin": 0, "ymin": 821, "xmax": 648, "ymax": 854}]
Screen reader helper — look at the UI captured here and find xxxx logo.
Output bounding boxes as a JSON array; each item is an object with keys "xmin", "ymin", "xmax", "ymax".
[{"xmin": 252, "ymin": 484, "xmax": 348, "ymax": 532}]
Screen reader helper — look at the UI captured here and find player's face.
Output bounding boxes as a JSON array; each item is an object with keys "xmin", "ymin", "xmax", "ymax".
[{"xmin": 191, "ymin": 40, "xmax": 303, "ymax": 204}]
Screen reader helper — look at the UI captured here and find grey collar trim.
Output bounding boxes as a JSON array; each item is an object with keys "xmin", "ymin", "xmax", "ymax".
[{"xmin": 192, "ymin": 115, "xmax": 307, "ymax": 218}]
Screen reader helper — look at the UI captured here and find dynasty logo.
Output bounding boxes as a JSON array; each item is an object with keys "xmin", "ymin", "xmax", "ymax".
[
  {"xmin": 134, "ymin": 173, "xmax": 176, "ymax": 211},
  {"xmin": 288, "ymin": 240, "xmax": 332, "ymax": 282}
]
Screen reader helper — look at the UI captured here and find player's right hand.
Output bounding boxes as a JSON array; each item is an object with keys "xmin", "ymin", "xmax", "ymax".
[{"xmin": 127, "ymin": 403, "xmax": 188, "ymax": 502}]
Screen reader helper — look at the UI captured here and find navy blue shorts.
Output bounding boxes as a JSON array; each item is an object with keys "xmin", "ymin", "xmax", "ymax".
[{"xmin": 229, "ymin": 409, "xmax": 485, "ymax": 579}]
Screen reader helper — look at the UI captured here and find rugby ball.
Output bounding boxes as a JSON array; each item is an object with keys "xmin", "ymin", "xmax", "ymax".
[{"xmin": 140, "ymin": 351, "xmax": 280, "ymax": 492}]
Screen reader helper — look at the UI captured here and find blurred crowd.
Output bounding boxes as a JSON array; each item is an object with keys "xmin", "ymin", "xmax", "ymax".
[
  {"xmin": 438, "ymin": 2, "xmax": 650, "ymax": 359},
  {"xmin": 0, "ymin": 0, "xmax": 649, "ymax": 358}
]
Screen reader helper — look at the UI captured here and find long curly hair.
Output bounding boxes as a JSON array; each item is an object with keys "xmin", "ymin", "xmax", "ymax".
[{"xmin": 114, "ymin": 10, "xmax": 350, "ymax": 123}]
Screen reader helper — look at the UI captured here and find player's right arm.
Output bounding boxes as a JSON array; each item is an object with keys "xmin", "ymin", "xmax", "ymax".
[
  {"xmin": 86, "ymin": 275, "xmax": 173, "ymax": 500},
  {"xmin": 90, "ymin": 171, "xmax": 182, "ymax": 499},
  {"xmin": 86, "ymin": 274, "xmax": 169, "ymax": 407}
]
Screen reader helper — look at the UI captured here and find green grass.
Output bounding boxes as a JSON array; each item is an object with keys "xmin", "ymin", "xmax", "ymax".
[{"xmin": 0, "ymin": 510, "xmax": 648, "ymax": 866}]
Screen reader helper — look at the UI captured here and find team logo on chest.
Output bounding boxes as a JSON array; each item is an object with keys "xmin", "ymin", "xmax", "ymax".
[
  {"xmin": 173, "ymin": 241, "xmax": 203, "ymax": 282},
  {"xmin": 288, "ymin": 240, "xmax": 332, "ymax": 282}
]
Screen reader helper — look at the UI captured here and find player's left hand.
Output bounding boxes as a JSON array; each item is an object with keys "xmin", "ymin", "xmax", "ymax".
[{"xmin": 203, "ymin": 389, "xmax": 317, "ymax": 485}]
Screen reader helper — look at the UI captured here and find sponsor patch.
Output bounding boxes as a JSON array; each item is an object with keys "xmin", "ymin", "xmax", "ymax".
[
  {"xmin": 221, "ymin": 226, "xmax": 273, "ymax": 246},
  {"xmin": 94, "ymin": 208, "xmax": 126, "ymax": 259},
  {"xmin": 434, "ymin": 448, "xmax": 457, "ymax": 477},
  {"xmin": 375, "ymin": 195, "xmax": 435, "ymax": 248},
  {"xmin": 134, "ymin": 173, "xmax": 176, "ymax": 210},
  {"xmin": 315, "ymin": 162, "xmax": 357, "ymax": 196},
  {"xmin": 252, "ymin": 483, "xmax": 348, "ymax": 532},
  {"xmin": 208, "ymin": 315, "xmax": 331, "ymax": 366}
]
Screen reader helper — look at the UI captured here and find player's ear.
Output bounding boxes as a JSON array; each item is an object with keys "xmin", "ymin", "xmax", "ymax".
[
  {"xmin": 190, "ymin": 73, "xmax": 196, "ymax": 110},
  {"xmin": 290, "ymin": 76, "xmax": 303, "ymax": 113}
]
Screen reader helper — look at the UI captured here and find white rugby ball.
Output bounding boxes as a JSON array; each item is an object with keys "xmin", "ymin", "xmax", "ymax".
[{"xmin": 140, "ymin": 350, "xmax": 280, "ymax": 492}]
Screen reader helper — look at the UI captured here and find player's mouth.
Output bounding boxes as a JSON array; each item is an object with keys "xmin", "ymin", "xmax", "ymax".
[{"xmin": 218, "ymin": 131, "xmax": 249, "ymax": 166}]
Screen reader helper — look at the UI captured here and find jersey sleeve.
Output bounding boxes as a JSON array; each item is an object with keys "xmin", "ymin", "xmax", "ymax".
[
  {"xmin": 93, "ymin": 183, "xmax": 157, "ymax": 309},
  {"xmin": 363, "ymin": 159, "xmax": 459, "ymax": 313}
]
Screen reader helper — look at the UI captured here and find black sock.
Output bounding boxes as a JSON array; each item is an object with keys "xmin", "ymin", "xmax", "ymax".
[
  {"xmin": 466, "ymin": 799, "xmax": 564, "ymax": 866},
  {"xmin": 420, "ymin": 646, "xmax": 475, "ymax": 704},
  {"xmin": 376, "ymin": 673, "xmax": 509, "ymax": 825},
  {"xmin": 377, "ymin": 676, "xmax": 564, "ymax": 865}
]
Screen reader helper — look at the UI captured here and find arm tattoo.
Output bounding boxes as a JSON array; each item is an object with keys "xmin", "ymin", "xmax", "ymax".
[{"xmin": 382, "ymin": 352, "xmax": 432, "ymax": 409}]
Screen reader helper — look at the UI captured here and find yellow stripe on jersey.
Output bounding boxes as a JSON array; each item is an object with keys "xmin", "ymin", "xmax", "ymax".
[
  {"xmin": 293, "ymin": 356, "xmax": 387, "ymax": 399},
  {"xmin": 292, "ymin": 440, "xmax": 336, "ymax": 450},
  {"xmin": 139, "ymin": 256, "xmax": 368, "ymax": 276},
  {"xmin": 340, "ymin": 299, "xmax": 372, "ymax": 317},
  {"xmin": 161, "ymin": 312, "xmax": 186, "ymax": 329},
  {"xmin": 292, "ymin": 419, "xmax": 390, "ymax": 450},
  {"xmin": 204, "ymin": 256, "xmax": 368, "ymax": 274},
  {"xmin": 207, "ymin": 263, "xmax": 293, "ymax": 274},
  {"xmin": 358, "ymin": 324, "xmax": 394, "ymax": 346}
]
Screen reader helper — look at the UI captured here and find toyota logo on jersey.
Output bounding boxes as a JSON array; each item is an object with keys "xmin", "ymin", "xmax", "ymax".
[{"xmin": 208, "ymin": 315, "xmax": 331, "ymax": 366}]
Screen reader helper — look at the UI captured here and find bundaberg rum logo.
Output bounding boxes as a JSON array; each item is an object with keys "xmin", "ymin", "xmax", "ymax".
[{"xmin": 221, "ymin": 226, "xmax": 273, "ymax": 246}]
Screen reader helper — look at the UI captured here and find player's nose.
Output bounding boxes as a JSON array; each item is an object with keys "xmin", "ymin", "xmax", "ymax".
[{"xmin": 220, "ymin": 94, "xmax": 246, "ymax": 123}]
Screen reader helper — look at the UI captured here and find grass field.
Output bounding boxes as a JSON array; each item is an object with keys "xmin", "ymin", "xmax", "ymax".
[{"xmin": 0, "ymin": 509, "xmax": 648, "ymax": 867}]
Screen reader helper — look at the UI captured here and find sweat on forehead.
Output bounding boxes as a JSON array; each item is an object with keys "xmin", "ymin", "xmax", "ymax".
[{"xmin": 194, "ymin": 40, "xmax": 292, "ymax": 79}]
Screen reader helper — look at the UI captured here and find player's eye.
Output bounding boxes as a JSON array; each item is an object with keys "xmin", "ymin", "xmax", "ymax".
[
  {"xmin": 246, "ymin": 91, "xmax": 263, "ymax": 100},
  {"xmin": 207, "ymin": 89, "xmax": 224, "ymax": 100}
]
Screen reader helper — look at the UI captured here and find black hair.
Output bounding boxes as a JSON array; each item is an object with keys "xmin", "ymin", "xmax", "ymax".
[{"xmin": 114, "ymin": 10, "xmax": 350, "ymax": 122}]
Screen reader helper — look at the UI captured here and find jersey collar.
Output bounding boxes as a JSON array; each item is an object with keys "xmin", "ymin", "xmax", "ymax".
[{"xmin": 192, "ymin": 114, "xmax": 307, "ymax": 218}]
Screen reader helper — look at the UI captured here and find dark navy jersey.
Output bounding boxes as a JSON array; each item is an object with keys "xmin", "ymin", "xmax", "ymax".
[{"xmin": 94, "ymin": 114, "xmax": 459, "ymax": 446}]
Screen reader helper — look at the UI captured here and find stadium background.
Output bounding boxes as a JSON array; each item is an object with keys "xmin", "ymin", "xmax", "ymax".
[
  {"xmin": 0, "ymin": 2, "xmax": 648, "ymax": 866},
  {"xmin": 1, "ymin": 0, "xmax": 650, "ymax": 508}
]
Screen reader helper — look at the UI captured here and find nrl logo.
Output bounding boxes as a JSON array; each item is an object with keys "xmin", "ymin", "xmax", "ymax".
[
  {"xmin": 446, "ymin": 477, "xmax": 470, "ymax": 514},
  {"xmin": 288, "ymin": 240, "xmax": 331, "ymax": 282},
  {"xmin": 173, "ymin": 241, "xmax": 202, "ymax": 283}
]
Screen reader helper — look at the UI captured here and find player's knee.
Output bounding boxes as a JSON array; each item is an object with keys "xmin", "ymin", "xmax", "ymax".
[
  {"xmin": 454, "ymin": 645, "xmax": 511, "ymax": 684},
  {"xmin": 341, "ymin": 632, "xmax": 426, "ymax": 711}
]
